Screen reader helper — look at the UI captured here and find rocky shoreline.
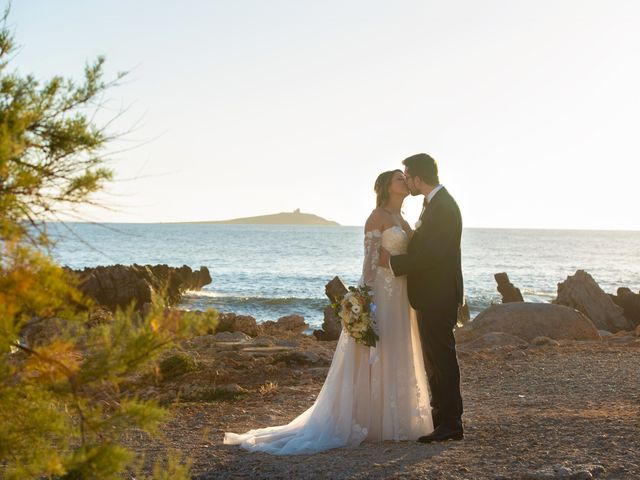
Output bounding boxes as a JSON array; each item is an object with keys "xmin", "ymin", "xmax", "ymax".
[
  {"xmin": 66, "ymin": 263, "xmax": 212, "ymax": 310},
  {"xmin": 63, "ymin": 265, "xmax": 640, "ymax": 340}
]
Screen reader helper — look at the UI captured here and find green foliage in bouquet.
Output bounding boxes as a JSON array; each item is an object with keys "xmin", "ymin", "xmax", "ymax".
[
  {"xmin": 0, "ymin": 8, "xmax": 217, "ymax": 478},
  {"xmin": 332, "ymin": 285, "xmax": 379, "ymax": 347}
]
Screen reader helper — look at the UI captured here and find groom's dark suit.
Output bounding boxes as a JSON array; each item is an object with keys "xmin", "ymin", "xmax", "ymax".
[{"xmin": 390, "ymin": 186, "xmax": 464, "ymax": 430}]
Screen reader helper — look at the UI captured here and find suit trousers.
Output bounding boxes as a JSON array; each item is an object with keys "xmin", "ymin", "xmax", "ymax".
[{"xmin": 416, "ymin": 308, "xmax": 463, "ymax": 429}]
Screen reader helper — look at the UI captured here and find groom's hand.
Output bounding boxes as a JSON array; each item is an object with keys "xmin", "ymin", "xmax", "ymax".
[{"xmin": 378, "ymin": 247, "xmax": 390, "ymax": 268}]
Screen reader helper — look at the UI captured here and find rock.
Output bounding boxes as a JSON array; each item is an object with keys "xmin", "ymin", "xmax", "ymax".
[
  {"xmin": 258, "ymin": 320, "xmax": 278, "ymax": 335},
  {"xmin": 454, "ymin": 325, "xmax": 476, "ymax": 344},
  {"xmin": 598, "ymin": 330, "xmax": 612, "ymax": 337},
  {"xmin": 457, "ymin": 298, "xmax": 471, "ymax": 324},
  {"xmin": 68, "ymin": 264, "xmax": 212, "ymax": 310},
  {"xmin": 276, "ymin": 315, "xmax": 308, "ymax": 333},
  {"xmin": 249, "ymin": 336, "xmax": 275, "ymax": 347},
  {"xmin": 314, "ymin": 277, "xmax": 348, "ymax": 341},
  {"xmin": 554, "ymin": 270, "xmax": 631, "ymax": 332},
  {"xmin": 572, "ymin": 472, "xmax": 594, "ymax": 480},
  {"xmin": 507, "ymin": 350, "xmax": 526, "ymax": 359},
  {"xmin": 526, "ymin": 465, "xmax": 601, "ymax": 479},
  {"xmin": 457, "ymin": 303, "xmax": 600, "ymax": 342},
  {"xmin": 531, "ymin": 336, "xmax": 560, "ymax": 346},
  {"xmin": 494, "ymin": 272, "xmax": 524, "ymax": 303},
  {"xmin": 610, "ymin": 287, "xmax": 640, "ymax": 328},
  {"xmin": 259, "ymin": 316, "xmax": 308, "ymax": 335},
  {"xmin": 462, "ymin": 332, "xmax": 528, "ymax": 350},
  {"xmin": 272, "ymin": 350, "xmax": 322, "ymax": 365},
  {"xmin": 141, "ymin": 302, "xmax": 153, "ymax": 319},
  {"xmin": 301, "ymin": 351, "xmax": 320, "ymax": 363},
  {"xmin": 213, "ymin": 331, "xmax": 251, "ymax": 343},
  {"xmin": 218, "ymin": 383, "xmax": 247, "ymax": 393},
  {"xmin": 242, "ymin": 346, "xmax": 292, "ymax": 357},
  {"xmin": 325, "ymin": 276, "xmax": 348, "ymax": 303},
  {"xmin": 313, "ymin": 305, "xmax": 343, "ymax": 341},
  {"xmin": 71, "ymin": 264, "xmax": 152, "ymax": 310},
  {"xmin": 524, "ymin": 465, "xmax": 605, "ymax": 480},
  {"xmin": 20, "ymin": 317, "xmax": 79, "ymax": 347},
  {"xmin": 604, "ymin": 335, "xmax": 636, "ymax": 344},
  {"xmin": 557, "ymin": 467, "xmax": 573, "ymax": 477},
  {"xmin": 217, "ymin": 313, "xmax": 259, "ymax": 337}
]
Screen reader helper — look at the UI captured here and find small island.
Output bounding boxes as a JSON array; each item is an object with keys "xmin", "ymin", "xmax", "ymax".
[{"xmin": 192, "ymin": 209, "xmax": 340, "ymax": 226}]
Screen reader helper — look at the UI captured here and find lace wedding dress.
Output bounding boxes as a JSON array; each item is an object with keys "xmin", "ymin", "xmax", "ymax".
[{"xmin": 223, "ymin": 226, "xmax": 433, "ymax": 455}]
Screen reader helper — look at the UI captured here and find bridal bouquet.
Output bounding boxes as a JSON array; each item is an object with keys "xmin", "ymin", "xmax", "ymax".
[{"xmin": 333, "ymin": 285, "xmax": 379, "ymax": 347}]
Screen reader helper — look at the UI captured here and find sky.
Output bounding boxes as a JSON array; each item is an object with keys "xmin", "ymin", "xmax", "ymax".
[{"xmin": 9, "ymin": 1, "xmax": 640, "ymax": 229}]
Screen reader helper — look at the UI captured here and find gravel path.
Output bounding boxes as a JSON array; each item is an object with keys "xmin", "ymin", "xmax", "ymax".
[{"xmin": 131, "ymin": 340, "xmax": 640, "ymax": 479}]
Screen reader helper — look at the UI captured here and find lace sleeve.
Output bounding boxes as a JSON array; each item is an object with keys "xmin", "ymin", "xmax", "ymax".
[{"xmin": 359, "ymin": 230, "xmax": 382, "ymax": 288}]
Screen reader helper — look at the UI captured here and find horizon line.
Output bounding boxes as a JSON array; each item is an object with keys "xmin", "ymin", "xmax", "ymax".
[{"xmin": 44, "ymin": 221, "xmax": 640, "ymax": 233}]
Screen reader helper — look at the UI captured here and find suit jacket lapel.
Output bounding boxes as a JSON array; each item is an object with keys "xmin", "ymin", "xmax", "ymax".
[
  {"xmin": 428, "ymin": 186, "xmax": 447, "ymax": 208},
  {"xmin": 421, "ymin": 187, "xmax": 447, "ymax": 222},
  {"xmin": 410, "ymin": 188, "xmax": 449, "ymax": 253}
]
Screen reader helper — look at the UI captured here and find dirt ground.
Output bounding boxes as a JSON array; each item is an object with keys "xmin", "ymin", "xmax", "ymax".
[{"xmin": 127, "ymin": 333, "xmax": 640, "ymax": 480}]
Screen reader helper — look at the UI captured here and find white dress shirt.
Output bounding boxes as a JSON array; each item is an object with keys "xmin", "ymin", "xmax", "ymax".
[
  {"xmin": 426, "ymin": 184, "xmax": 444, "ymax": 204},
  {"xmin": 389, "ymin": 184, "xmax": 444, "ymax": 275}
]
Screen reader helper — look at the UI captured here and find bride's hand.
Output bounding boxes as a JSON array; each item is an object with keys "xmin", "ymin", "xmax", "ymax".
[{"xmin": 401, "ymin": 218, "xmax": 413, "ymax": 235}]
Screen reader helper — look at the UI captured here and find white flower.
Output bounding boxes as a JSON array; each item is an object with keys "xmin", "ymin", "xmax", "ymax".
[{"xmin": 415, "ymin": 220, "xmax": 422, "ymax": 230}]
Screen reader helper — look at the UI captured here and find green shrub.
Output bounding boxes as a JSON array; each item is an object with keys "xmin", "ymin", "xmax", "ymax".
[{"xmin": 159, "ymin": 353, "xmax": 198, "ymax": 381}]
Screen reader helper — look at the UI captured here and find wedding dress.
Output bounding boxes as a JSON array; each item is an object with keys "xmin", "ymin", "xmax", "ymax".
[{"xmin": 223, "ymin": 226, "xmax": 433, "ymax": 454}]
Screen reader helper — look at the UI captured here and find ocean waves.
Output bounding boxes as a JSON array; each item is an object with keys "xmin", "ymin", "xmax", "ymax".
[
  {"xmin": 47, "ymin": 223, "xmax": 640, "ymax": 330},
  {"xmin": 179, "ymin": 292, "xmax": 329, "ymax": 328}
]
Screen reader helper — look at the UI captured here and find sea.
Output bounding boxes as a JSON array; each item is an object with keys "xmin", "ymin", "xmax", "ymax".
[{"xmin": 46, "ymin": 223, "xmax": 640, "ymax": 330}]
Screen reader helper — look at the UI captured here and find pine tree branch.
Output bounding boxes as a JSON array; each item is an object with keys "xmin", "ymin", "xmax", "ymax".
[{"xmin": 12, "ymin": 341, "xmax": 90, "ymax": 445}]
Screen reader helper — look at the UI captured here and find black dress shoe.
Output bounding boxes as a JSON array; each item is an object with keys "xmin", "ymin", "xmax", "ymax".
[{"xmin": 418, "ymin": 424, "xmax": 464, "ymax": 443}]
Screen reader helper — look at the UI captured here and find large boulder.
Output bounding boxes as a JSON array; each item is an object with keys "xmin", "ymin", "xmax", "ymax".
[
  {"xmin": 553, "ymin": 270, "xmax": 632, "ymax": 332},
  {"xmin": 610, "ymin": 287, "xmax": 640, "ymax": 329},
  {"xmin": 69, "ymin": 264, "xmax": 212, "ymax": 310},
  {"xmin": 456, "ymin": 303, "xmax": 600, "ymax": 343},
  {"xmin": 72, "ymin": 264, "xmax": 152, "ymax": 310}
]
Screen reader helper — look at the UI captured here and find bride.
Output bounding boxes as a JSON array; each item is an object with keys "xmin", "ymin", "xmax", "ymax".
[{"xmin": 224, "ymin": 169, "xmax": 434, "ymax": 454}]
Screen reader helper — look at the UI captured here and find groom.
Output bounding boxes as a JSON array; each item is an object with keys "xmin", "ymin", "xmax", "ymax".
[{"xmin": 379, "ymin": 153, "xmax": 464, "ymax": 443}]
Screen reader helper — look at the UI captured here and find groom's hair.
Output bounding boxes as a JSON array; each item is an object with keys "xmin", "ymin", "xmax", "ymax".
[{"xmin": 403, "ymin": 153, "xmax": 439, "ymax": 185}]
